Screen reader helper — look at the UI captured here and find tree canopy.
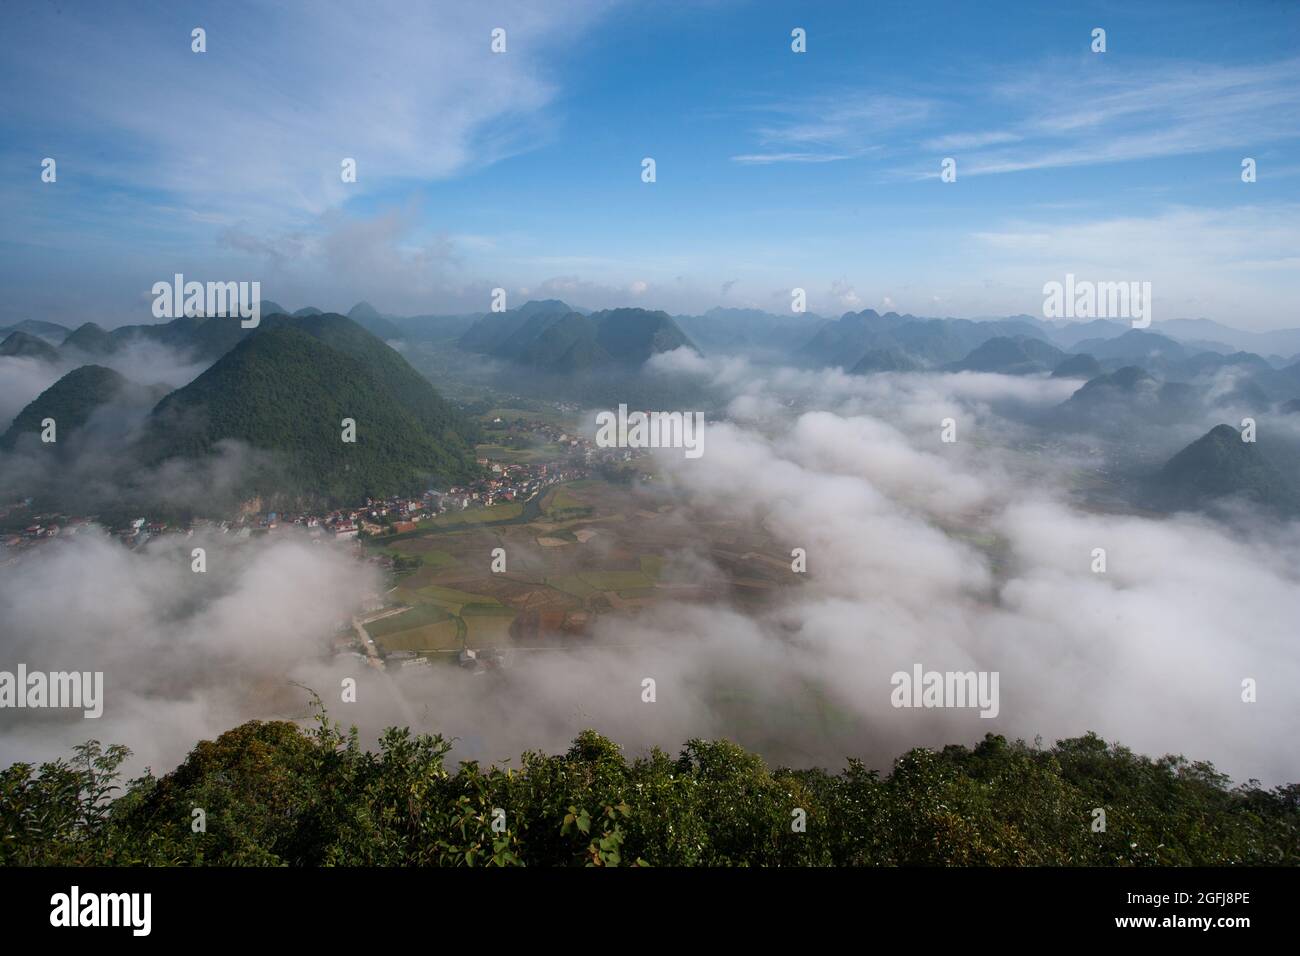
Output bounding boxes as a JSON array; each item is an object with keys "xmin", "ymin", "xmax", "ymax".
[{"xmin": 2, "ymin": 714, "xmax": 1295, "ymax": 867}]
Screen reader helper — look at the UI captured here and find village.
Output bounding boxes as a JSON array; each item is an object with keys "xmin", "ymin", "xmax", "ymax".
[
  {"xmin": 0, "ymin": 406, "xmax": 672, "ymax": 677},
  {"xmin": 0, "ymin": 410, "xmax": 644, "ymax": 560},
  {"xmin": 1, "ymin": 457, "xmax": 583, "ymax": 553}
]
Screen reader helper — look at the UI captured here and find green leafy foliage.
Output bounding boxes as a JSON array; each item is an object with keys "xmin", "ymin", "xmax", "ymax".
[{"xmin": 2, "ymin": 723, "xmax": 1295, "ymax": 867}]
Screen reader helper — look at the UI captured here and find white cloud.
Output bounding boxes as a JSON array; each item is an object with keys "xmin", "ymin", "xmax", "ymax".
[{"xmin": 0, "ymin": 1, "xmax": 613, "ymax": 228}]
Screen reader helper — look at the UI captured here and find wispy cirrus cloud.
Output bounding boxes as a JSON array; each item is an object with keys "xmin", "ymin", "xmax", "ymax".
[
  {"xmin": 730, "ymin": 151, "xmax": 861, "ymax": 165},
  {"xmin": 730, "ymin": 94, "xmax": 935, "ymax": 165},
  {"xmin": 910, "ymin": 57, "xmax": 1300, "ymax": 178}
]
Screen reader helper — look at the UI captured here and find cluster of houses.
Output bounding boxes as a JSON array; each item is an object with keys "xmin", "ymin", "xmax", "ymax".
[
  {"xmin": 2, "ymin": 399, "xmax": 621, "ymax": 560},
  {"xmin": 1, "ymin": 510, "xmax": 101, "ymax": 553},
  {"xmin": 0, "ymin": 456, "xmax": 590, "ymax": 556},
  {"xmin": 444, "ymin": 459, "xmax": 587, "ymax": 512}
]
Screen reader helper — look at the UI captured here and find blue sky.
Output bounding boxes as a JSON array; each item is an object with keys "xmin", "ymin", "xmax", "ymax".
[{"xmin": 2, "ymin": 0, "xmax": 1298, "ymax": 328}]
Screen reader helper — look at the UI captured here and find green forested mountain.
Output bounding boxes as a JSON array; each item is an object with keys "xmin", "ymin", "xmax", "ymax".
[
  {"xmin": 1147, "ymin": 424, "xmax": 1299, "ymax": 513},
  {"xmin": 458, "ymin": 302, "xmax": 695, "ymax": 372},
  {"xmin": 850, "ymin": 348, "xmax": 920, "ymax": 374},
  {"xmin": 676, "ymin": 307, "xmax": 829, "ymax": 355},
  {"xmin": 944, "ymin": 336, "xmax": 1067, "ymax": 375},
  {"xmin": 456, "ymin": 299, "xmax": 577, "ymax": 353},
  {"xmin": 347, "ymin": 301, "xmax": 405, "ymax": 339},
  {"xmin": 1054, "ymin": 366, "xmax": 1201, "ymax": 428},
  {"xmin": 0, "ymin": 364, "xmax": 129, "ymax": 449},
  {"xmin": 1051, "ymin": 353, "xmax": 1102, "ymax": 379},
  {"xmin": 60, "ymin": 321, "xmax": 115, "ymax": 354},
  {"xmin": 589, "ymin": 308, "xmax": 694, "ymax": 365},
  {"xmin": 0, "ymin": 330, "xmax": 59, "ymax": 362},
  {"xmin": 278, "ymin": 312, "xmax": 477, "ymax": 446},
  {"xmin": 145, "ymin": 318, "xmax": 478, "ymax": 503},
  {"xmin": 1, "ymin": 719, "xmax": 1294, "ymax": 866},
  {"xmin": 50, "ymin": 316, "xmax": 253, "ymax": 361},
  {"xmin": 798, "ymin": 312, "xmax": 1050, "ymax": 370}
]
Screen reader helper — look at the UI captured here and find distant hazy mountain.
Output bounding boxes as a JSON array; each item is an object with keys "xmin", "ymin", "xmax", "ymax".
[
  {"xmin": 1054, "ymin": 366, "xmax": 1200, "ymax": 428},
  {"xmin": 1155, "ymin": 319, "xmax": 1300, "ymax": 358},
  {"xmin": 1174, "ymin": 351, "xmax": 1273, "ymax": 379},
  {"xmin": 849, "ymin": 348, "xmax": 920, "ymax": 374},
  {"xmin": 797, "ymin": 310, "xmax": 911, "ymax": 368},
  {"xmin": 0, "ymin": 330, "xmax": 59, "ymax": 362},
  {"xmin": 258, "ymin": 299, "xmax": 288, "ymax": 318},
  {"xmin": 945, "ymin": 336, "xmax": 1066, "ymax": 375},
  {"xmin": 390, "ymin": 313, "xmax": 483, "ymax": 342},
  {"xmin": 347, "ymin": 301, "xmax": 382, "ymax": 322},
  {"xmin": 0, "ymin": 319, "xmax": 71, "ymax": 345},
  {"xmin": 1042, "ymin": 319, "xmax": 1129, "ymax": 349},
  {"xmin": 1072, "ymin": 330, "xmax": 1188, "ymax": 364},
  {"xmin": 145, "ymin": 314, "xmax": 478, "ymax": 503},
  {"xmin": 1145, "ymin": 424, "xmax": 1298, "ymax": 513},
  {"xmin": 1211, "ymin": 377, "xmax": 1272, "ymax": 411},
  {"xmin": 55, "ymin": 315, "xmax": 255, "ymax": 362},
  {"xmin": 292, "ymin": 306, "xmax": 324, "ymax": 317},
  {"xmin": 346, "ymin": 301, "xmax": 405, "ymax": 340},
  {"xmin": 61, "ymin": 322, "xmax": 115, "ymax": 355},
  {"xmin": 519, "ymin": 299, "xmax": 582, "ymax": 318},
  {"xmin": 587, "ymin": 308, "xmax": 695, "ymax": 365},
  {"xmin": 798, "ymin": 311, "xmax": 1052, "ymax": 370},
  {"xmin": 457, "ymin": 300, "xmax": 576, "ymax": 353},
  {"xmin": 1, "ymin": 365, "xmax": 128, "ymax": 449},
  {"xmin": 676, "ymin": 307, "xmax": 828, "ymax": 355},
  {"xmin": 1229, "ymin": 358, "xmax": 1300, "ymax": 404},
  {"xmin": 1051, "ymin": 353, "xmax": 1102, "ymax": 379},
  {"xmin": 459, "ymin": 302, "xmax": 695, "ymax": 372}
]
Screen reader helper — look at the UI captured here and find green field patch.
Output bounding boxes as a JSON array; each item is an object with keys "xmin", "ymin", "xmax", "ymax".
[
  {"xmin": 366, "ymin": 606, "xmax": 462, "ymax": 652},
  {"xmin": 616, "ymin": 587, "xmax": 657, "ymax": 600},
  {"xmin": 579, "ymin": 570, "xmax": 652, "ymax": 591},
  {"xmin": 382, "ymin": 540, "xmax": 461, "ymax": 565},
  {"xmin": 638, "ymin": 555, "xmax": 664, "ymax": 580},
  {"xmin": 365, "ymin": 604, "xmax": 452, "ymax": 638},
  {"xmin": 548, "ymin": 575, "xmax": 599, "ymax": 599},
  {"xmin": 461, "ymin": 602, "xmax": 510, "ymax": 616},
  {"xmin": 427, "ymin": 502, "xmax": 524, "ymax": 527},
  {"xmin": 543, "ymin": 487, "xmax": 593, "ymax": 519},
  {"xmin": 463, "ymin": 609, "xmax": 516, "ymax": 645},
  {"xmin": 475, "ymin": 442, "xmax": 564, "ymax": 465},
  {"xmin": 479, "ymin": 405, "xmax": 573, "ymax": 428},
  {"xmin": 373, "ymin": 618, "xmax": 463, "ymax": 653},
  {"xmin": 414, "ymin": 585, "xmax": 502, "ymax": 607},
  {"xmin": 415, "ymin": 549, "xmax": 460, "ymax": 570}
]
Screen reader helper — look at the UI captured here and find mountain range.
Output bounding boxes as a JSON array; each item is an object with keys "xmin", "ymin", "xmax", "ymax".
[
  {"xmin": 456, "ymin": 301, "xmax": 696, "ymax": 373},
  {"xmin": 7, "ymin": 298, "xmax": 1300, "ymax": 515},
  {"xmin": 4, "ymin": 314, "xmax": 480, "ymax": 508}
]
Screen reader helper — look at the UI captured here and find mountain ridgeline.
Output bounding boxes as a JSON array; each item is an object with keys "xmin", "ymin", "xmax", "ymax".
[
  {"xmin": 0, "ymin": 330, "xmax": 59, "ymax": 362},
  {"xmin": 8, "ymin": 298, "xmax": 1300, "ymax": 518},
  {"xmin": 457, "ymin": 301, "xmax": 697, "ymax": 372}
]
